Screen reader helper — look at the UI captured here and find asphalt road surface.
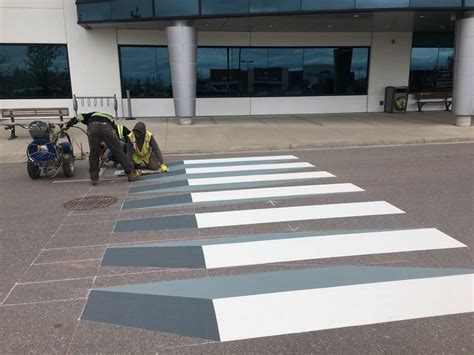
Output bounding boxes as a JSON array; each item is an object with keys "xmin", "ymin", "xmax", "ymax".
[{"xmin": 0, "ymin": 143, "xmax": 472, "ymax": 354}]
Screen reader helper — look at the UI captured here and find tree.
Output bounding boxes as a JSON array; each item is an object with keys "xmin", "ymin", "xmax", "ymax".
[{"xmin": 24, "ymin": 45, "xmax": 61, "ymax": 95}]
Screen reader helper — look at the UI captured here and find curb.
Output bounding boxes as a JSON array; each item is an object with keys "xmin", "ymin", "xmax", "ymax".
[{"xmin": 2, "ymin": 137, "xmax": 474, "ymax": 164}]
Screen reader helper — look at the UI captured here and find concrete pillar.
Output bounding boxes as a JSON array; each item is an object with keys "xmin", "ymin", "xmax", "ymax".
[
  {"xmin": 453, "ymin": 13, "xmax": 474, "ymax": 127},
  {"xmin": 166, "ymin": 21, "xmax": 197, "ymax": 124}
]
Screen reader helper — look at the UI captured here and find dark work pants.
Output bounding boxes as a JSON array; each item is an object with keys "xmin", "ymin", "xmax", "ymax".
[{"xmin": 88, "ymin": 123, "xmax": 133, "ymax": 180}]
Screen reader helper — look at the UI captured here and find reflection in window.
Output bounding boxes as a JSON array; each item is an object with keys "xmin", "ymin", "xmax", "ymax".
[
  {"xmin": 302, "ymin": 0, "xmax": 355, "ymax": 10},
  {"xmin": 111, "ymin": 0, "xmax": 153, "ymax": 20},
  {"xmin": 201, "ymin": 0, "xmax": 250, "ymax": 15},
  {"xmin": 410, "ymin": 0, "xmax": 462, "ymax": 6},
  {"xmin": 119, "ymin": 46, "xmax": 172, "ymax": 98},
  {"xmin": 77, "ymin": 2, "xmax": 111, "ymax": 22},
  {"xmin": 155, "ymin": 0, "xmax": 199, "ymax": 17},
  {"xmin": 356, "ymin": 0, "xmax": 409, "ymax": 8},
  {"xmin": 250, "ymin": 0, "xmax": 301, "ymax": 13},
  {"xmin": 410, "ymin": 47, "xmax": 454, "ymax": 92},
  {"xmin": 0, "ymin": 44, "xmax": 72, "ymax": 99},
  {"xmin": 197, "ymin": 47, "xmax": 369, "ymax": 97}
]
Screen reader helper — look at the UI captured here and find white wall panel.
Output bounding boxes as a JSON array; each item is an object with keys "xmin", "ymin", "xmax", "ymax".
[
  {"xmin": 0, "ymin": 99, "xmax": 73, "ymax": 113},
  {"xmin": 199, "ymin": 32, "xmax": 251, "ymax": 46},
  {"xmin": 0, "ymin": 8, "xmax": 66, "ymax": 43},
  {"xmin": 0, "ymin": 0, "xmax": 62, "ymax": 8},
  {"xmin": 125, "ymin": 99, "xmax": 175, "ymax": 117},
  {"xmin": 62, "ymin": 0, "xmax": 123, "ymax": 115},
  {"xmin": 117, "ymin": 30, "xmax": 167, "ymax": 45},
  {"xmin": 367, "ymin": 32, "xmax": 413, "ymax": 112},
  {"xmin": 250, "ymin": 96, "xmax": 367, "ymax": 115},
  {"xmin": 197, "ymin": 98, "xmax": 251, "ymax": 116}
]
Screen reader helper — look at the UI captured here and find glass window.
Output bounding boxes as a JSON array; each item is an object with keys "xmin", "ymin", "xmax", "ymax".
[
  {"xmin": 197, "ymin": 48, "xmax": 231, "ymax": 96},
  {"xmin": 201, "ymin": 0, "xmax": 250, "ymax": 15},
  {"xmin": 111, "ymin": 0, "xmax": 154, "ymax": 20},
  {"xmin": 410, "ymin": 0, "xmax": 462, "ymax": 6},
  {"xmin": 155, "ymin": 0, "xmax": 199, "ymax": 17},
  {"xmin": 119, "ymin": 46, "xmax": 172, "ymax": 98},
  {"xmin": 250, "ymin": 0, "xmax": 301, "ymax": 13},
  {"xmin": 303, "ymin": 47, "xmax": 369, "ymax": 95},
  {"xmin": 356, "ymin": 0, "xmax": 409, "ymax": 8},
  {"xmin": 196, "ymin": 46, "xmax": 369, "ymax": 98},
  {"xmin": 0, "ymin": 44, "xmax": 72, "ymax": 99},
  {"xmin": 302, "ymin": 0, "xmax": 355, "ymax": 10},
  {"xmin": 77, "ymin": 2, "xmax": 111, "ymax": 22},
  {"xmin": 466, "ymin": 0, "xmax": 474, "ymax": 6},
  {"xmin": 409, "ymin": 47, "xmax": 453, "ymax": 92}
]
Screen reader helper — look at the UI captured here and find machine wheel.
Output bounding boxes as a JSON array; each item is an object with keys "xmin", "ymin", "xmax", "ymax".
[
  {"xmin": 62, "ymin": 154, "xmax": 75, "ymax": 178},
  {"xmin": 27, "ymin": 162, "xmax": 41, "ymax": 179}
]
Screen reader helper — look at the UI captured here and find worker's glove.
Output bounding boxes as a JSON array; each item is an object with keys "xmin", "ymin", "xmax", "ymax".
[{"xmin": 161, "ymin": 164, "xmax": 168, "ymax": 173}]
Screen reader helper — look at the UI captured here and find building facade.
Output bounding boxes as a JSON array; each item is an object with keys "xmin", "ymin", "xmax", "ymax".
[{"xmin": 0, "ymin": 1, "xmax": 472, "ymax": 125}]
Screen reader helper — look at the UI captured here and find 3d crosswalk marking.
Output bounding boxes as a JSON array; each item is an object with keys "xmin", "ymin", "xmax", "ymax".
[
  {"xmin": 81, "ymin": 266, "xmax": 474, "ymax": 341},
  {"xmin": 122, "ymin": 183, "xmax": 363, "ymax": 210},
  {"xmin": 101, "ymin": 228, "xmax": 467, "ymax": 268},
  {"xmin": 129, "ymin": 171, "xmax": 335, "ymax": 194},
  {"xmin": 114, "ymin": 201, "xmax": 405, "ymax": 232},
  {"xmin": 184, "ymin": 162, "xmax": 314, "ymax": 175},
  {"xmin": 182, "ymin": 155, "xmax": 298, "ymax": 165},
  {"xmin": 195, "ymin": 201, "xmax": 404, "ymax": 229}
]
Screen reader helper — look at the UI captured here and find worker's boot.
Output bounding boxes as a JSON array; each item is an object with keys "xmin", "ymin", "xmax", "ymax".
[
  {"xmin": 91, "ymin": 178, "xmax": 99, "ymax": 186},
  {"xmin": 127, "ymin": 170, "xmax": 141, "ymax": 182}
]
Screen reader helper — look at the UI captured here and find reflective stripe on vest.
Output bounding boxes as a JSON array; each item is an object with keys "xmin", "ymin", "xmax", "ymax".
[
  {"xmin": 92, "ymin": 112, "xmax": 115, "ymax": 123},
  {"xmin": 129, "ymin": 130, "xmax": 153, "ymax": 165},
  {"xmin": 117, "ymin": 125, "xmax": 124, "ymax": 139}
]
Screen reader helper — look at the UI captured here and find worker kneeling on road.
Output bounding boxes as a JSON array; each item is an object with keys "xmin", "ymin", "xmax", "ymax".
[
  {"xmin": 127, "ymin": 122, "xmax": 168, "ymax": 172},
  {"xmin": 64, "ymin": 112, "xmax": 140, "ymax": 185}
]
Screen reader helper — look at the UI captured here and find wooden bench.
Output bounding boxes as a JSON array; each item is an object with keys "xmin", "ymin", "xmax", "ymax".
[
  {"xmin": 1, "ymin": 108, "xmax": 69, "ymax": 140},
  {"xmin": 414, "ymin": 92, "xmax": 452, "ymax": 113}
]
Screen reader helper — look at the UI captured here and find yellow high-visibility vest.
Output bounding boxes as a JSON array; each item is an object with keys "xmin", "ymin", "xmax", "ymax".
[
  {"xmin": 116, "ymin": 124, "xmax": 124, "ymax": 139},
  {"xmin": 129, "ymin": 130, "xmax": 153, "ymax": 165},
  {"xmin": 92, "ymin": 112, "xmax": 114, "ymax": 122}
]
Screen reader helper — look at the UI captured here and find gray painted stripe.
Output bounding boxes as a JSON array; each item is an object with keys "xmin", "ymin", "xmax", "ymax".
[
  {"xmin": 114, "ymin": 214, "xmax": 198, "ymax": 233},
  {"xmin": 94, "ymin": 266, "xmax": 473, "ymax": 299},
  {"xmin": 123, "ymin": 194, "xmax": 193, "ymax": 210},
  {"xmin": 101, "ymin": 245, "xmax": 206, "ymax": 268},
  {"xmin": 129, "ymin": 180, "xmax": 190, "ymax": 194},
  {"xmin": 81, "ymin": 291, "xmax": 220, "ymax": 340}
]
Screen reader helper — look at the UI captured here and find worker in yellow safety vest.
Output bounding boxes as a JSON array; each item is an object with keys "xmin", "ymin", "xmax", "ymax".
[
  {"xmin": 127, "ymin": 122, "xmax": 168, "ymax": 172},
  {"xmin": 64, "ymin": 112, "xmax": 140, "ymax": 185}
]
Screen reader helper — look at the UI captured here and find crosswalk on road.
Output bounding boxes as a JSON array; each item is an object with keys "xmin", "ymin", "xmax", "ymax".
[{"xmin": 83, "ymin": 154, "xmax": 473, "ymax": 342}]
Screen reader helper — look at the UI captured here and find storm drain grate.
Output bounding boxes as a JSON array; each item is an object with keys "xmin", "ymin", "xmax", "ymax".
[{"xmin": 64, "ymin": 196, "xmax": 118, "ymax": 210}]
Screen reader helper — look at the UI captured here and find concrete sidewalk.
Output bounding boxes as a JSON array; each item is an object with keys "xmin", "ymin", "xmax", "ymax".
[{"xmin": 1, "ymin": 111, "xmax": 473, "ymax": 163}]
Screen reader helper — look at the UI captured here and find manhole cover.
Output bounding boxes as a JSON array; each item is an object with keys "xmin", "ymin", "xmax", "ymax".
[{"xmin": 64, "ymin": 196, "xmax": 117, "ymax": 210}]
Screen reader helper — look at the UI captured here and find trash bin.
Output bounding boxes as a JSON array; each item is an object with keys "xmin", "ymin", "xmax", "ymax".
[{"xmin": 384, "ymin": 86, "xmax": 409, "ymax": 113}]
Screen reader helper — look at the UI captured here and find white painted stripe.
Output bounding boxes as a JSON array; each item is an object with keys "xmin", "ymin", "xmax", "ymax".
[
  {"xmin": 191, "ymin": 184, "xmax": 363, "ymax": 203},
  {"xmin": 188, "ymin": 171, "xmax": 335, "ymax": 186},
  {"xmin": 185, "ymin": 162, "xmax": 314, "ymax": 175},
  {"xmin": 202, "ymin": 229, "xmax": 466, "ymax": 269},
  {"xmin": 214, "ymin": 274, "xmax": 473, "ymax": 341},
  {"xmin": 183, "ymin": 155, "xmax": 297, "ymax": 165},
  {"xmin": 195, "ymin": 201, "xmax": 405, "ymax": 229}
]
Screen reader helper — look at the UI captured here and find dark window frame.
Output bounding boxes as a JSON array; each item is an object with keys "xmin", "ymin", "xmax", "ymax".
[{"xmin": 0, "ymin": 43, "xmax": 73, "ymax": 100}]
